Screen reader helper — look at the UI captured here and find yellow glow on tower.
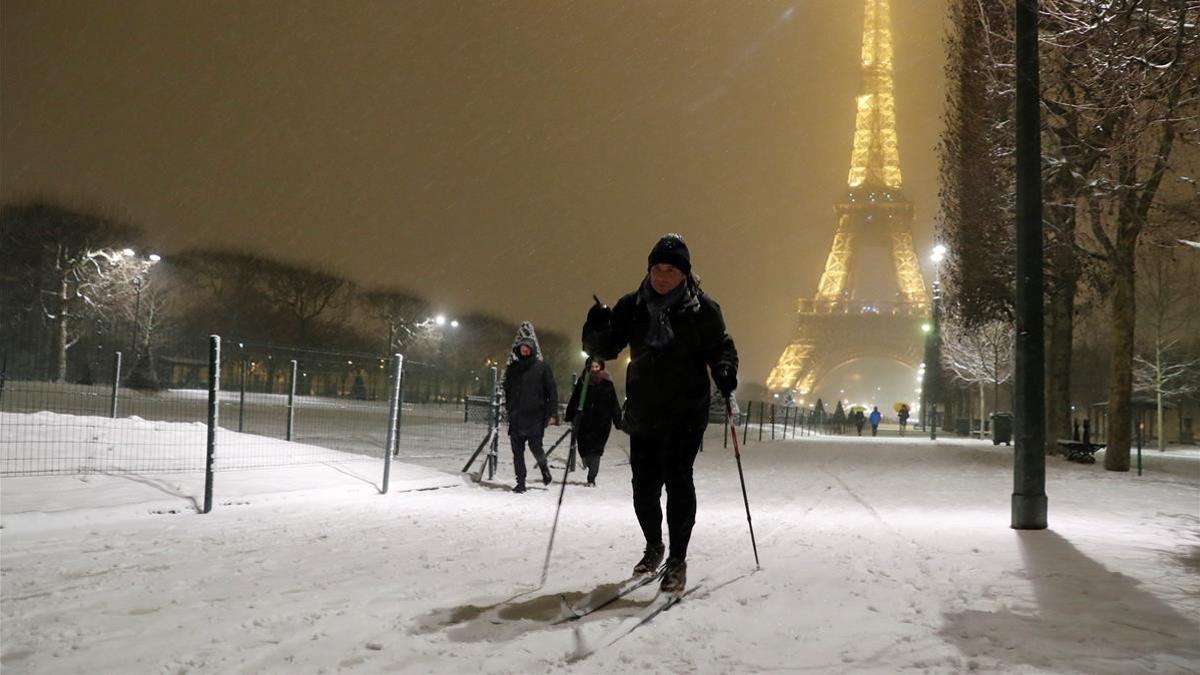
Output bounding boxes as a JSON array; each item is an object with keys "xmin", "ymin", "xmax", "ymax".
[{"xmin": 847, "ymin": 0, "xmax": 902, "ymax": 190}]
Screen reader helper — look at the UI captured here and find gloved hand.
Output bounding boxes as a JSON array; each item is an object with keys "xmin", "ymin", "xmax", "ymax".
[
  {"xmin": 713, "ymin": 366, "xmax": 737, "ymax": 398},
  {"xmin": 582, "ymin": 299, "xmax": 613, "ymax": 356},
  {"xmin": 586, "ymin": 301, "xmax": 612, "ymax": 329}
]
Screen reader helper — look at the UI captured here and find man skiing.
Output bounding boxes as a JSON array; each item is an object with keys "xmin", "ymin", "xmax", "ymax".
[
  {"xmin": 502, "ymin": 322, "xmax": 559, "ymax": 493},
  {"xmin": 564, "ymin": 358, "xmax": 622, "ymax": 487},
  {"xmin": 582, "ymin": 233, "xmax": 738, "ymax": 594}
]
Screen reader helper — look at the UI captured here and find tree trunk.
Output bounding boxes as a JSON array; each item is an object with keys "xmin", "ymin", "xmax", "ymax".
[
  {"xmin": 1044, "ymin": 267, "xmax": 1076, "ymax": 451},
  {"xmin": 980, "ymin": 381, "xmax": 987, "ymax": 439},
  {"xmin": 1155, "ymin": 338, "xmax": 1164, "ymax": 452},
  {"xmin": 52, "ymin": 278, "xmax": 69, "ymax": 383},
  {"xmin": 1104, "ymin": 249, "xmax": 1136, "ymax": 471}
]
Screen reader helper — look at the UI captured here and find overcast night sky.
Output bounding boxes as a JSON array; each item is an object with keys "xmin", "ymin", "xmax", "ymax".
[{"xmin": 1, "ymin": 0, "xmax": 948, "ymax": 385}]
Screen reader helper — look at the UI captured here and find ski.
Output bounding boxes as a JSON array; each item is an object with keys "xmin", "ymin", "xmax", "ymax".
[
  {"xmin": 567, "ymin": 580, "xmax": 703, "ymax": 662},
  {"xmin": 554, "ymin": 565, "xmax": 666, "ymax": 624}
]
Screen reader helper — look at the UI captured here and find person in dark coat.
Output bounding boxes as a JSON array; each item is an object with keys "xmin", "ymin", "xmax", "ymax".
[
  {"xmin": 582, "ymin": 233, "xmax": 738, "ymax": 595},
  {"xmin": 565, "ymin": 358, "xmax": 622, "ymax": 487},
  {"xmin": 898, "ymin": 404, "xmax": 910, "ymax": 435},
  {"xmin": 853, "ymin": 409, "xmax": 866, "ymax": 436},
  {"xmin": 502, "ymin": 326, "xmax": 558, "ymax": 493}
]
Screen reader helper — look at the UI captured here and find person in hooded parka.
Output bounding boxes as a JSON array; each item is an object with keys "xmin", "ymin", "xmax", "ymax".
[{"xmin": 502, "ymin": 322, "xmax": 559, "ymax": 492}]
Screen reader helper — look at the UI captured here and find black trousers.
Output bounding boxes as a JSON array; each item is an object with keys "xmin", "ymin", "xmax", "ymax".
[
  {"xmin": 629, "ymin": 427, "xmax": 704, "ymax": 560},
  {"xmin": 510, "ymin": 433, "xmax": 547, "ymax": 485},
  {"xmin": 579, "ymin": 452, "xmax": 601, "ymax": 483}
]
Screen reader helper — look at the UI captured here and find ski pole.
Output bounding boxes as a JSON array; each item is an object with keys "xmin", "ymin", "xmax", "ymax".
[
  {"xmin": 541, "ymin": 426, "xmax": 573, "ymax": 459},
  {"xmin": 726, "ymin": 396, "xmax": 760, "ymax": 569},
  {"xmin": 540, "ymin": 355, "xmax": 594, "ymax": 586}
]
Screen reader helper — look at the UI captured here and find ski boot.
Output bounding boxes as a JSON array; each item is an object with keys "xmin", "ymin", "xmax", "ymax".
[
  {"xmin": 513, "ymin": 482, "xmax": 527, "ymax": 493},
  {"xmin": 539, "ymin": 464, "xmax": 552, "ymax": 486},
  {"xmin": 633, "ymin": 542, "xmax": 664, "ymax": 576},
  {"xmin": 660, "ymin": 557, "xmax": 687, "ymax": 594}
]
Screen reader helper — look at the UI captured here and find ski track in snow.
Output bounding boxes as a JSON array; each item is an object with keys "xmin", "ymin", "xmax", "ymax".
[{"xmin": 2, "ymin": 415, "xmax": 1199, "ymax": 673}]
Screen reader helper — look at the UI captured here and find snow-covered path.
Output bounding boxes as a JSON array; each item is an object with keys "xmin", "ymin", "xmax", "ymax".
[{"xmin": 3, "ymin": 430, "xmax": 1198, "ymax": 674}]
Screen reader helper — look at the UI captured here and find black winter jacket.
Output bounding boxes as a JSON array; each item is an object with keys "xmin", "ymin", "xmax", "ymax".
[
  {"xmin": 502, "ymin": 353, "xmax": 558, "ymax": 438},
  {"xmin": 565, "ymin": 372, "xmax": 622, "ymax": 455},
  {"xmin": 582, "ymin": 283, "xmax": 737, "ymax": 436}
]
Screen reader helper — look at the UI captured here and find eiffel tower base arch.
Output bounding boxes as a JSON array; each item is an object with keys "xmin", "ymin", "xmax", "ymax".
[{"xmin": 768, "ymin": 310, "xmax": 924, "ymax": 395}]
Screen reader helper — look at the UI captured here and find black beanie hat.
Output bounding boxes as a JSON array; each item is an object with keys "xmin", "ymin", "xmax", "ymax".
[{"xmin": 647, "ymin": 233, "xmax": 691, "ymax": 274}]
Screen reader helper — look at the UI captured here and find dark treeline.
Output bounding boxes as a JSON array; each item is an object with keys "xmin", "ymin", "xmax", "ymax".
[{"xmin": 1, "ymin": 200, "xmax": 578, "ymax": 398}]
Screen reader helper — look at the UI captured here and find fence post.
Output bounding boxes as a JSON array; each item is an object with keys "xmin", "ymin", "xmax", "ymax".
[
  {"xmin": 487, "ymin": 366, "xmax": 499, "ymax": 480},
  {"xmin": 203, "ymin": 335, "xmax": 220, "ymax": 514},
  {"xmin": 758, "ymin": 401, "xmax": 764, "ymax": 442},
  {"xmin": 110, "ymin": 351, "xmax": 123, "ymax": 418},
  {"xmin": 771, "ymin": 404, "xmax": 776, "ymax": 440},
  {"xmin": 382, "ymin": 354, "xmax": 403, "ymax": 494},
  {"xmin": 238, "ymin": 359, "xmax": 247, "ymax": 432},
  {"xmin": 394, "ymin": 366, "xmax": 404, "ymax": 457},
  {"xmin": 783, "ymin": 406, "xmax": 790, "ymax": 440},
  {"xmin": 743, "ymin": 399, "xmax": 751, "ymax": 443},
  {"xmin": 286, "ymin": 359, "xmax": 298, "ymax": 441}
]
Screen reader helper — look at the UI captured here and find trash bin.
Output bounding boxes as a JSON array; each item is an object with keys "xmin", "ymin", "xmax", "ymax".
[
  {"xmin": 955, "ymin": 417, "xmax": 970, "ymax": 437},
  {"xmin": 991, "ymin": 412, "xmax": 1013, "ymax": 446}
]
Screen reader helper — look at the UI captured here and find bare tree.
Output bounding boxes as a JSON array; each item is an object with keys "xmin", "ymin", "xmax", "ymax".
[
  {"xmin": 941, "ymin": 316, "xmax": 1015, "ymax": 437},
  {"xmin": 358, "ymin": 289, "xmax": 432, "ymax": 355},
  {"xmin": 0, "ymin": 202, "xmax": 142, "ymax": 382},
  {"xmin": 1134, "ymin": 231, "xmax": 1200, "ymax": 450},
  {"xmin": 256, "ymin": 260, "xmax": 353, "ymax": 344}
]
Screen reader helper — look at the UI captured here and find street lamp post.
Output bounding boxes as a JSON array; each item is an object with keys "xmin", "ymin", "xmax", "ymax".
[
  {"xmin": 928, "ymin": 245, "xmax": 946, "ymax": 441},
  {"xmin": 123, "ymin": 250, "xmax": 160, "ymax": 361},
  {"xmin": 1012, "ymin": 0, "xmax": 1047, "ymax": 529}
]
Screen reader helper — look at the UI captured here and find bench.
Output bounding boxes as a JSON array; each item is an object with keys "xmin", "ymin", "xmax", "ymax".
[{"xmin": 1056, "ymin": 439, "xmax": 1105, "ymax": 464}]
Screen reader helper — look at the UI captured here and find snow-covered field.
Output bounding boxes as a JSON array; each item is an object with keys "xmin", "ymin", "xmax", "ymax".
[{"xmin": 2, "ymin": 413, "xmax": 1198, "ymax": 674}]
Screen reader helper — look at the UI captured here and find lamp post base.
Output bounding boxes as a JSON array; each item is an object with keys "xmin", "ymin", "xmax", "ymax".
[{"xmin": 1011, "ymin": 494, "xmax": 1048, "ymax": 530}]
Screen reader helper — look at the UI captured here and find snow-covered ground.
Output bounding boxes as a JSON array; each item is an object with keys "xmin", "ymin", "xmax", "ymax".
[{"xmin": 2, "ymin": 413, "xmax": 1198, "ymax": 674}]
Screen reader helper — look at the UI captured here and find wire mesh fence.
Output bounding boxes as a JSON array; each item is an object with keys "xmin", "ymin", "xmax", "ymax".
[
  {"xmin": 212, "ymin": 341, "xmax": 393, "ymax": 472},
  {"xmin": 1, "ymin": 337, "xmax": 213, "ymax": 476},
  {"xmin": 1, "ymin": 334, "xmax": 500, "ymax": 487}
]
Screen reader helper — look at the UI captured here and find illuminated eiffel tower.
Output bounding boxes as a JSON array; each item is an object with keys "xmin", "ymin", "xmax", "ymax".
[{"xmin": 766, "ymin": 0, "xmax": 929, "ymax": 395}]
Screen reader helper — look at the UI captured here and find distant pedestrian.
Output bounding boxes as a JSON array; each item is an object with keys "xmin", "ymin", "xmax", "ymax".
[
  {"xmin": 869, "ymin": 406, "xmax": 882, "ymax": 436},
  {"xmin": 564, "ymin": 358, "xmax": 622, "ymax": 487},
  {"xmin": 502, "ymin": 322, "xmax": 558, "ymax": 493},
  {"xmin": 582, "ymin": 233, "xmax": 738, "ymax": 595},
  {"xmin": 853, "ymin": 409, "xmax": 865, "ymax": 436},
  {"xmin": 898, "ymin": 404, "xmax": 910, "ymax": 435}
]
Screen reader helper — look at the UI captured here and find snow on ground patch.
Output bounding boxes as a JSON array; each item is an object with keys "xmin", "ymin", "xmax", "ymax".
[{"xmin": 1, "ymin": 422, "xmax": 1198, "ymax": 673}]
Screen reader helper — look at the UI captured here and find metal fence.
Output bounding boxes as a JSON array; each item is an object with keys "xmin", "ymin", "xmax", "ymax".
[
  {"xmin": 1, "ymin": 341, "xmax": 212, "ymax": 476},
  {"xmin": 1, "ymin": 335, "xmax": 501, "ymax": 509}
]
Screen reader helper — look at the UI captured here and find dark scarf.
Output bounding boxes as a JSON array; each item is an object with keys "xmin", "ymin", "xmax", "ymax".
[
  {"xmin": 508, "ymin": 351, "xmax": 535, "ymax": 376},
  {"xmin": 638, "ymin": 276, "xmax": 693, "ymax": 348}
]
